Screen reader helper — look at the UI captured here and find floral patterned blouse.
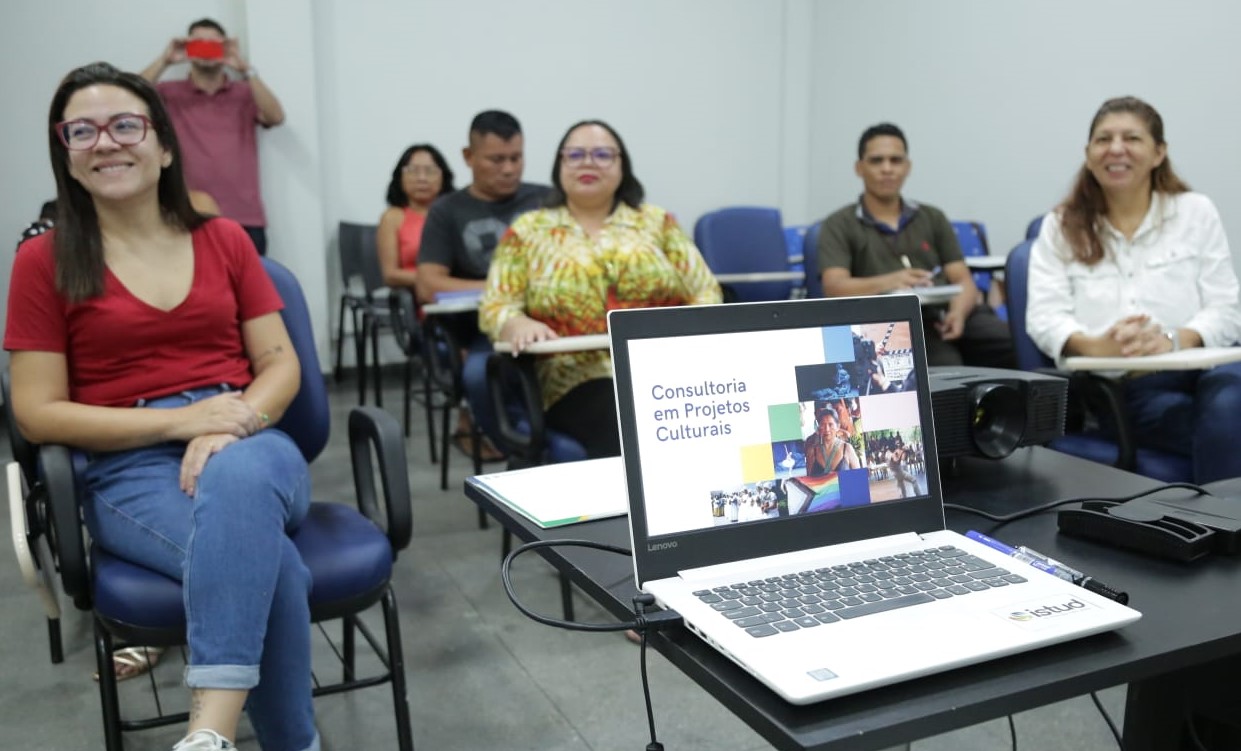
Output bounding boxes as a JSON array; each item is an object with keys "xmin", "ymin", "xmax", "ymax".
[{"xmin": 479, "ymin": 203, "xmax": 721, "ymax": 409}]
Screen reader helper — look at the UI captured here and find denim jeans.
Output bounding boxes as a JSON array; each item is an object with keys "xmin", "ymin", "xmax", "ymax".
[
  {"xmin": 1121, "ymin": 360, "xmax": 1241, "ymax": 484},
  {"xmin": 81, "ymin": 387, "xmax": 319, "ymax": 751}
]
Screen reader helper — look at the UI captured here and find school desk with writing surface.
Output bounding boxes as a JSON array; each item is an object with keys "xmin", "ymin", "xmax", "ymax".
[{"xmin": 464, "ymin": 447, "xmax": 1241, "ymax": 750}]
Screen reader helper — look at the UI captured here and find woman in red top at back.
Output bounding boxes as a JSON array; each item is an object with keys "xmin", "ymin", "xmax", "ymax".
[{"xmin": 376, "ymin": 143, "xmax": 454, "ymax": 290}]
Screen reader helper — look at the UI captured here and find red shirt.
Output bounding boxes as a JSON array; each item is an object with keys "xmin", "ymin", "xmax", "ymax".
[
  {"xmin": 4, "ymin": 219, "xmax": 282, "ymax": 407},
  {"xmin": 157, "ymin": 79, "xmax": 265, "ymax": 227}
]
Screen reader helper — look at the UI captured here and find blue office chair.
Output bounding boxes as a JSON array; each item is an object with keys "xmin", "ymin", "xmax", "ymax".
[
  {"xmin": 783, "ymin": 224, "xmax": 808, "ymax": 296},
  {"xmin": 1026, "ymin": 214, "xmax": 1046, "ymax": 240},
  {"xmin": 802, "ymin": 221, "xmax": 824, "ymax": 298},
  {"xmin": 951, "ymin": 220, "xmax": 1006, "ymax": 321},
  {"xmin": 17, "ymin": 259, "xmax": 416, "ymax": 750},
  {"xmin": 1005, "ymin": 240, "xmax": 1192, "ymax": 481},
  {"xmin": 951, "ymin": 220, "xmax": 993, "ymax": 295},
  {"xmin": 693, "ymin": 206, "xmax": 796, "ymax": 302}
]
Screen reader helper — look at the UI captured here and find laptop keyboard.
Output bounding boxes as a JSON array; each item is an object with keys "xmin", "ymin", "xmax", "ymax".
[{"xmin": 692, "ymin": 545, "xmax": 1028, "ymax": 638}]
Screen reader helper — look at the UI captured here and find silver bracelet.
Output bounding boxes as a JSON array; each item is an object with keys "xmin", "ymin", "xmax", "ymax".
[{"xmin": 1165, "ymin": 330, "xmax": 1180, "ymax": 352}]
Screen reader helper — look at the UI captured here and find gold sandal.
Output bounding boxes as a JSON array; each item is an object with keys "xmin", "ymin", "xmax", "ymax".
[{"xmin": 92, "ymin": 645, "xmax": 164, "ymax": 682}]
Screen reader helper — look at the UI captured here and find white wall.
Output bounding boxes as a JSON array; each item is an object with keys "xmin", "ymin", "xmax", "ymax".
[
  {"xmin": 3, "ymin": 0, "xmax": 1240, "ymax": 374},
  {"xmin": 809, "ymin": 0, "xmax": 1241, "ymax": 256}
]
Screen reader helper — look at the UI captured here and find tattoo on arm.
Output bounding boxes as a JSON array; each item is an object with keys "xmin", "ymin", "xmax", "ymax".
[
  {"xmin": 190, "ymin": 689, "xmax": 203, "ymax": 721},
  {"xmin": 254, "ymin": 344, "xmax": 285, "ymax": 364}
]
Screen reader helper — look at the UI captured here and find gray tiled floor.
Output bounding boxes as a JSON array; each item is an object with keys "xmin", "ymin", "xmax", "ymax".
[{"xmin": 0, "ymin": 374, "xmax": 1128, "ymax": 750}]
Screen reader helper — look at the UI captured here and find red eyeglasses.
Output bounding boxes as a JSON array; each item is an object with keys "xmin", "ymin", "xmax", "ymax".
[{"xmin": 55, "ymin": 113, "xmax": 153, "ymax": 151}]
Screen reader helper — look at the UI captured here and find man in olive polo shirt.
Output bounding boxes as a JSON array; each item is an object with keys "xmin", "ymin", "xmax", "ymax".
[{"xmin": 817, "ymin": 123, "xmax": 1014, "ymax": 368}]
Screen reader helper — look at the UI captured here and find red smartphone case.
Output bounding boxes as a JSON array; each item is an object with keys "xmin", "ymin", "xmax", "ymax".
[{"xmin": 185, "ymin": 39, "xmax": 224, "ymax": 60}]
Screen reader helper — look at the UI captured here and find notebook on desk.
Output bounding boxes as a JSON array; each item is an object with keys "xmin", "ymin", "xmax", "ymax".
[{"xmin": 607, "ymin": 295, "xmax": 1140, "ymax": 705}]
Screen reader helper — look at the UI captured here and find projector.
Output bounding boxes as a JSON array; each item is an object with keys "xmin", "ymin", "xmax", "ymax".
[{"xmin": 928, "ymin": 366, "xmax": 1067, "ymax": 460}]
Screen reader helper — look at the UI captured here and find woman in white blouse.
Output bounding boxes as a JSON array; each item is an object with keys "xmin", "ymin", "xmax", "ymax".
[{"xmin": 1027, "ymin": 96, "xmax": 1241, "ymax": 483}]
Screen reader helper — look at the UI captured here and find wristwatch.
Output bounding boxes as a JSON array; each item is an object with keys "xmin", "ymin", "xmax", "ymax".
[
  {"xmin": 1165, "ymin": 330, "xmax": 1180, "ymax": 352},
  {"xmin": 243, "ymin": 67, "xmax": 258, "ymax": 79}
]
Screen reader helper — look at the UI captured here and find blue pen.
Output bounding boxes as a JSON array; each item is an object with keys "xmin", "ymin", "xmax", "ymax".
[
  {"xmin": 967, "ymin": 531, "xmax": 1129, "ymax": 604},
  {"xmin": 965, "ymin": 530, "xmax": 1075, "ymax": 584},
  {"xmin": 1015, "ymin": 544, "xmax": 1129, "ymax": 605}
]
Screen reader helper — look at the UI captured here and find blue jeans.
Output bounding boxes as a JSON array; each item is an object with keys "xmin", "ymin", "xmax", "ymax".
[
  {"xmin": 1122, "ymin": 361, "xmax": 1241, "ymax": 484},
  {"xmin": 81, "ymin": 387, "xmax": 318, "ymax": 751}
]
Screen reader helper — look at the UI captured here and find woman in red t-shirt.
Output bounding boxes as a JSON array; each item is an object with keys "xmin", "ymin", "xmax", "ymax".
[
  {"xmin": 376, "ymin": 143, "xmax": 454, "ymax": 291},
  {"xmin": 4, "ymin": 62, "xmax": 315, "ymax": 751}
]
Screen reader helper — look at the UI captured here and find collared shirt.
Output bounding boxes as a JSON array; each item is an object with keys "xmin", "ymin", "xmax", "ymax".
[
  {"xmin": 479, "ymin": 203, "xmax": 721, "ymax": 408},
  {"xmin": 818, "ymin": 197, "xmax": 963, "ymax": 279},
  {"xmin": 157, "ymin": 79, "xmax": 264, "ymax": 227},
  {"xmin": 856, "ymin": 196, "xmax": 921, "ymax": 235},
  {"xmin": 1027, "ymin": 192, "xmax": 1241, "ymax": 363}
]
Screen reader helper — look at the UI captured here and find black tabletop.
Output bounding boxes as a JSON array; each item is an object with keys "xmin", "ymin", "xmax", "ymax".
[{"xmin": 465, "ymin": 447, "xmax": 1241, "ymax": 751}]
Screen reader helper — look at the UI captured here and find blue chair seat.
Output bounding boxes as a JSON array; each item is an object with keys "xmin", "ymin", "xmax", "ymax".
[
  {"xmin": 91, "ymin": 501, "xmax": 395, "ymax": 636},
  {"xmin": 91, "ymin": 549, "xmax": 184, "ymax": 633},
  {"xmin": 1051, "ymin": 435, "xmax": 1192, "ymax": 483},
  {"xmin": 293, "ymin": 502, "xmax": 394, "ymax": 620}
]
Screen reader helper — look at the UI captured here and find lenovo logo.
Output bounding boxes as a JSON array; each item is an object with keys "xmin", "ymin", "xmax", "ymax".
[{"xmin": 647, "ymin": 541, "xmax": 678, "ymax": 552}]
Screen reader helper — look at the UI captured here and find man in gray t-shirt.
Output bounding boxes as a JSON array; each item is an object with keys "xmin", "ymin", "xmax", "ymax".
[
  {"xmin": 415, "ymin": 110, "xmax": 550, "ymax": 308},
  {"xmin": 418, "ymin": 183, "xmax": 548, "ymax": 283},
  {"xmin": 415, "ymin": 110, "xmax": 550, "ymax": 461}
]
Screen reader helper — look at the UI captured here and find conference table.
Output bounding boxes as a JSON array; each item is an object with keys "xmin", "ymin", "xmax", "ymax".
[{"xmin": 464, "ymin": 448, "xmax": 1241, "ymax": 751}]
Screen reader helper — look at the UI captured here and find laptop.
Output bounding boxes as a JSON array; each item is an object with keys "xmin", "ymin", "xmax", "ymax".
[{"xmin": 607, "ymin": 294, "xmax": 1140, "ymax": 705}]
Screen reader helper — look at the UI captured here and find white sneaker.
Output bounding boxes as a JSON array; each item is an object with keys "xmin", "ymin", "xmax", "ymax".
[{"xmin": 171, "ymin": 729, "xmax": 236, "ymax": 750}]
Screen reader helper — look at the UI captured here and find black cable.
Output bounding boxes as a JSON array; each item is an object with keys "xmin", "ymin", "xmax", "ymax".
[
  {"xmin": 944, "ymin": 482, "xmax": 1209, "ymax": 531},
  {"xmin": 501, "ymin": 538, "xmax": 681, "ymax": 751},
  {"xmin": 1088, "ymin": 691, "xmax": 1122, "ymax": 748},
  {"xmin": 1007, "ymin": 713, "xmax": 1016, "ymax": 750},
  {"xmin": 633, "ymin": 597, "xmax": 664, "ymax": 751}
]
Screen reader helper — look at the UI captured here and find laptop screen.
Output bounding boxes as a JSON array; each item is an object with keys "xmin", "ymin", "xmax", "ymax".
[{"xmin": 610, "ymin": 296, "xmax": 946, "ymax": 584}]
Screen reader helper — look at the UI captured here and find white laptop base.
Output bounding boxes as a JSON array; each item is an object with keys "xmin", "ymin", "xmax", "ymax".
[{"xmin": 646, "ymin": 530, "xmax": 1138, "ymax": 705}]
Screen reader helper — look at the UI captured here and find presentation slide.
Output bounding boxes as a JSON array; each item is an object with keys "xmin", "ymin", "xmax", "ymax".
[{"xmin": 627, "ymin": 321, "xmax": 927, "ymax": 537}]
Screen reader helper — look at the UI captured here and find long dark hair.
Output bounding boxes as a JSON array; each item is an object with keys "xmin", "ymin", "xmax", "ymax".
[
  {"xmin": 1058, "ymin": 96, "xmax": 1190, "ymax": 265},
  {"xmin": 47, "ymin": 62, "xmax": 204, "ymax": 302},
  {"xmin": 546, "ymin": 119, "xmax": 644, "ymax": 211},
  {"xmin": 384, "ymin": 143, "xmax": 455, "ymax": 208}
]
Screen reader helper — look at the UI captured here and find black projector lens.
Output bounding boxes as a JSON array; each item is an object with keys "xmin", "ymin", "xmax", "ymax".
[{"xmin": 969, "ymin": 383, "xmax": 1026, "ymax": 459}]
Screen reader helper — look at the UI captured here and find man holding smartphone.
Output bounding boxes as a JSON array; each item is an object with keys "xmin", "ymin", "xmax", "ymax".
[{"xmin": 141, "ymin": 18, "xmax": 285, "ymax": 255}]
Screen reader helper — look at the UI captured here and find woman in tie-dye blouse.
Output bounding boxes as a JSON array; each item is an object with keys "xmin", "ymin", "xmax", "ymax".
[{"xmin": 479, "ymin": 120, "xmax": 720, "ymax": 457}]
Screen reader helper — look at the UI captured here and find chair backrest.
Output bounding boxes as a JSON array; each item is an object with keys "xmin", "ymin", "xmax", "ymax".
[
  {"xmin": 951, "ymin": 220, "xmax": 992, "ymax": 294},
  {"xmin": 1026, "ymin": 214, "xmax": 1046, "ymax": 240},
  {"xmin": 801, "ymin": 221, "xmax": 824, "ymax": 298},
  {"xmin": 338, "ymin": 222, "xmax": 385, "ymax": 296},
  {"xmin": 1003, "ymin": 239, "xmax": 1055, "ymax": 372},
  {"xmin": 693, "ymin": 206, "xmax": 793, "ymax": 302},
  {"xmin": 263, "ymin": 258, "xmax": 331, "ymax": 463}
]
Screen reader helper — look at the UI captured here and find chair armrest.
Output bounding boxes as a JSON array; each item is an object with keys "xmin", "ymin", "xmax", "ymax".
[
  {"xmin": 1067, "ymin": 372, "xmax": 1137, "ymax": 470},
  {"xmin": 39, "ymin": 444, "xmax": 91, "ymax": 609},
  {"xmin": 485, "ymin": 353, "xmax": 546, "ymax": 464},
  {"xmin": 422, "ymin": 317, "xmax": 466, "ymax": 395},
  {"xmin": 387, "ymin": 288, "xmax": 419, "ymax": 355},
  {"xmin": 1026, "ymin": 367, "xmax": 1138, "ymax": 470},
  {"xmin": 347, "ymin": 406, "xmax": 412, "ymax": 555}
]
